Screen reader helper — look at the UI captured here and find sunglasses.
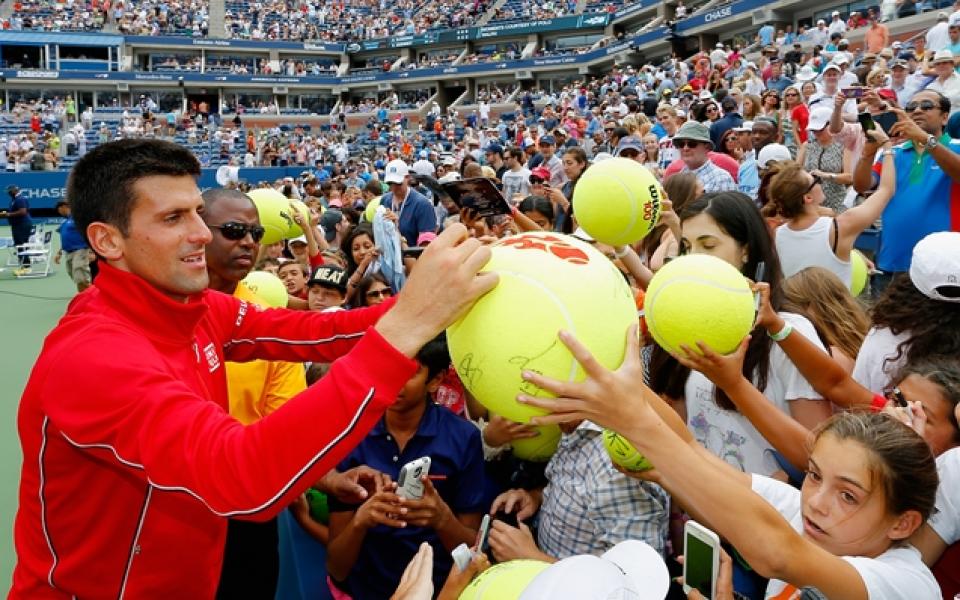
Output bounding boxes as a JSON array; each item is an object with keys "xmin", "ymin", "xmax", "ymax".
[
  {"xmin": 905, "ymin": 99, "xmax": 939, "ymax": 112},
  {"xmin": 706, "ymin": 105, "xmax": 719, "ymax": 112},
  {"xmin": 673, "ymin": 140, "xmax": 702, "ymax": 149},
  {"xmin": 784, "ymin": 92, "xmax": 799, "ymax": 97},
  {"xmin": 208, "ymin": 222, "xmax": 266, "ymax": 242},
  {"xmin": 886, "ymin": 386, "xmax": 909, "ymax": 408},
  {"xmin": 806, "ymin": 174, "xmax": 822, "ymax": 193},
  {"xmin": 365, "ymin": 288, "xmax": 393, "ymax": 300}
]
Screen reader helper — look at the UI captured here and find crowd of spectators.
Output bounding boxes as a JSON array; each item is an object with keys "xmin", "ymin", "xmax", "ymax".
[
  {"xmin": 3, "ymin": 0, "xmax": 106, "ymax": 31},
  {"xmin": 114, "ymin": 0, "xmax": 210, "ymax": 36}
]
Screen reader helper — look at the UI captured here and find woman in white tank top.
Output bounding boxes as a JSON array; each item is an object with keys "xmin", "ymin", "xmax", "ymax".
[{"xmin": 766, "ymin": 131, "xmax": 896, "ymax": 289}]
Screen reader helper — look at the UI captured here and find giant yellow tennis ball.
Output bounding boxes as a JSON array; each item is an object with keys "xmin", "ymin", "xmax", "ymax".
[
  {"xmin": 239, "ymin": 271, "xmax": 288, "ymax": 308},
  {"xmin": 459, "ymin": 560, "xmax": 550, "ymax": 600},
  {"xmin": 249, "ymin": 188, "xmax": 294, "ymax": 245},
  {"xmin": 447, "ymin": 232, "xmax": 637, "ymax": 424},
  {"xmin": 644, "ymin": 254, "xmax": 755, "ymax": 355},
  {"xmin": 286, "ymin": 199, "xmax": 311, "ymax": 238},
  {"xmin": 364, "ymin": 196, "xmax": 382, "ymax": 222},
  {"xmin": 511, "ymin": 425, "xmax": 562, "ymax": 462},
  {"xmin": 603, "ymin": 429, "xmax": 654, "ymax": 472},
  {"xmin": 572, "ymin": 158, "xmax": 662, "ymax": 246},
  {"xmin": 850, "ymin": 250, "xmax": 868, "ymax": 296}
]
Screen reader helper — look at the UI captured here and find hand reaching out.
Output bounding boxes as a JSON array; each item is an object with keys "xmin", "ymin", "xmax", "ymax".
[{"xmin": 391, "ymin": 542, "xmax": 434, "ymax": 600}]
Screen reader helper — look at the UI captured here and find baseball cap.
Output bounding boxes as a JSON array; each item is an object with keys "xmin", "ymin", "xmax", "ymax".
[
  {"xmin": 530, "ymin": 166, "xmax": 552, "ymax": 181},
  {"xmin": 519, "ymin": 540, "xmax": 669, "ymax": 600},
  {"xmin": 417, "ymin": 231, "xmax": 438, "ymax": 245},
  {"xmin": 319, "ymin": 209, "xmax": 343, "ymax": 243},
  {"xmin": 733, "ymin": 121, "xmax": 754, "ymax": 132},
  {"xmin": 307, "ymin": 265, "xmax": 347, "ymax": 292},
  {"xmin": 411, "ymin": 160, "xmax": 436, "ymax": 177},
  {"xmin": 910, "ymin": 232, "xmax": 960, "ymax": 303},
  {"xmin": 807, "ymin": 106, "xmax": 833, "ymax": 131},
  {"xmin": 539, "ymin": 135, "xmax": 556, "ymax": 146},
  {"xmin": 288, "ymin": 235, "xmax": 308, "ymax": 246},
  {"xmin": 485, "ymin": 143, "xmax": 504, "ymax": 155},
  {"xmin": 442, "ymin": 156, "xmax": 457, "ymax": 166},
  {"xmin": 823, "ymin": 62, "xmax": 843, "ymax": 73},
  {"xmin": 756, "ymin": 143, "xmax": 792, "ymax": 168},
  {"xmin": 615, "ymin": 136, "xmax": 644, "ymax": 157},
  {"xmin": 384, "ymin": 159, "xmax": 409, "ymax": 184}
]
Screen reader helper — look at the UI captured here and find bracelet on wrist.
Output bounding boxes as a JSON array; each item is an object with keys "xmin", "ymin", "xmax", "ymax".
[
  {"xmin": 613, "ymin": 246, "xmax": 630, "ymax": 258},
  {"xmin": 767, "ymin": 322, "xmax": 793, "ymax": 342}
]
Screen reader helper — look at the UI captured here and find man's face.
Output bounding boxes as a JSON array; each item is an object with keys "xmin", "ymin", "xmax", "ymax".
[
  {"xmin": 278, "ymin": 263, "xmax": 307, "ymax": 295},
  {"xmin": 770, "ymin": 62, "xmax": 782, "ymax": 77},
  {"xmin": 307, "ymin": 284, "xmax": 345, "ymax": 311},
  {"xmin": 891, "ymin": 66, "xmax": 907, "ymax": 84},
  {"xmin": 539, "ymin": 142, "xmax": 555, "ymax": 159},
  {"xmin": 203, "ymin": 195, "xmax": 261, "ymax": 285},
  {"xmin": 936, "ymin": 59, "xmax": 955, "ymax": 78},
  {"xmin": 751, "ymin": 123, "xmax": 777, "ymax": 149},
  {"xmin": 907, "ymin": 91, "xmax": 948, "ymax": 135},
  {"xmin": 737, "ymin": 130, "xmax": 753, "ymax": 151},
  {"xmin": 822, "ymin": 70, "xmax": 840, "ymax": 89},
  {"xmin": 951, "ymin": 26, "xmax": 960, "ymax": 42},
  {"xmin": 677, "ymin": 138, "xmax": 709, "ymax": 169},
  {"xmin": 111, "ymin": 175, "xmax": 212, "ymax": 302}
]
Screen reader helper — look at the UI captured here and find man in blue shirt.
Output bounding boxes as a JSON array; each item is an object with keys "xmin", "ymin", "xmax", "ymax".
[
  {"xmin": 853, "ymin": 90, "xmax": 960, "ymax": 292},
  {"xmin": 326, "ymin": 335, "xmax": 484, "ymax": 600},
  {"xmin": 1, "ymin": 185, "xmax": 33, "ymax": 273},
  {"xmin": 54, "ymin": 200, "xmax": 94, "ymax": 292},
  {"xmin": 381, "ymin": 159, "xmax": 438, "ymax": 247},
  {"xmin": 709, "ymin": 96, "xmax": 744, "ymax": 148}
]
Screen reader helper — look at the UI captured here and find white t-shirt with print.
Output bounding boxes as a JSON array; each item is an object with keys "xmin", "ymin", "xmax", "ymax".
[
  {"xmin": 852, "ymin": 327, "xmax": 911, "ymax": 395},
  {"xmin": 930, "ymin": 447, "xmax": 960, "ymax": 546},
  {"xmin": 685, "ymin": 312, "xmax": 824, "ymax": 476},
  {"xmin": 752, "ymin": 474, "xmax": 941, "ymax": 599}
]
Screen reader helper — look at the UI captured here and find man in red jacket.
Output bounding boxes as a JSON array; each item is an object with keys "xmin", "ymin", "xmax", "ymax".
[{"xmin": 10, "ymin": 139, "xmax": 497, "ymax": 599}]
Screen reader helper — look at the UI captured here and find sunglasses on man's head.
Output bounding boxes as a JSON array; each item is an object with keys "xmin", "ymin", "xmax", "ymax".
[
  {"xmin": 673, "ymin": 139, "xmax": 702, "ymax": 149},
  {"xmin": 208, "ymin": 222, "xmax": 266, "ymax": 242},
  {"xmin": 905, "ymin": 99, "xmax": 939, "ymax": 112}
]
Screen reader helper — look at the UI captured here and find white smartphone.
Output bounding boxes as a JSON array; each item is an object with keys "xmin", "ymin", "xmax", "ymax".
[
  {"xmin": 396, "ymin": 456, "xmax": 431, "ymax": 500},
  {"xmin": 683, "ymin": 520, "xmax": 721, "ymax": 599},
  {"xmin": 474, "ymin": 514, "xmax": 491, "ymax": 552}
]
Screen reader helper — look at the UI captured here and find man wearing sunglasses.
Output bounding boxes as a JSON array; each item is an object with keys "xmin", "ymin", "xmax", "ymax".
[
  {"xmin": 201, "ymin": 188, "xmax": 310, "ymax": 598},
  {"xmin": 10, "ymin": 139, "xmax": 496, "ymax": 599},
  {"xmin": 853, "ymin": 89, "xmax": 960, "ymax": 293},
  {"xmin": 671, "ymin": 121, "xmax": 737, "ymax": 193}
]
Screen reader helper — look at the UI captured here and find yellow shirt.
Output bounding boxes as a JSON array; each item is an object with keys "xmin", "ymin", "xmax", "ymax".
[{"xmin": 226, "ymin": 285, "xmax": 307, "ymax": 425}]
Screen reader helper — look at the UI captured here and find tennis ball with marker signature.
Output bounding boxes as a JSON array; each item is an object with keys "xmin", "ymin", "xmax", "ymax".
[{"xmin": 447, "ymin": 232, "xmax": 636, "ymax": 424}]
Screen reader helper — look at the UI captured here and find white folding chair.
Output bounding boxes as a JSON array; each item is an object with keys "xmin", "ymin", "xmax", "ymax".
[
  {"xmin": 13, "ymin": 230, "xmax": 55, "ymax": 278},
  {"xmin": 6, "ymin": 224, "xmax": 46, "ymax": 267}
]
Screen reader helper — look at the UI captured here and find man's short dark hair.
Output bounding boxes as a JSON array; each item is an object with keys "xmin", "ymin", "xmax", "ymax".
[
  {"xmin": 68, "ymin": 139, "xmax": 200, "ymax": 241},
  {"xmin": 506, "ymin": 147, "xmax": 524, "ymax": 161}
]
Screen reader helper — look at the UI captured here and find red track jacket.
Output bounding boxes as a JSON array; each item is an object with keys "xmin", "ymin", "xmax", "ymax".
[{"xmin": 11, "ymin": 263, "xmax": 417, "ymax": 599}]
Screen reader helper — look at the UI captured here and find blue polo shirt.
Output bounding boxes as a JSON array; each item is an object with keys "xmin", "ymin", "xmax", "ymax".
[
  {"xmin": 873, "ymin": 134, "xmax": 960, "ymax": 272},
  {"xmin": 381, "ymin": 187, "xmax": 438, "ymax": 247},
  {"xmin": 330, "ymin": 401, "xmax": 484, "ymax": 600},
  {"xmin": 57, "ymin": 218, "xmax": 87, "ymax": 252}
]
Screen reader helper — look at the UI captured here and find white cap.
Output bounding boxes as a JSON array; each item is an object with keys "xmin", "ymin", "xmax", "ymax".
[
  {"xmin": 733, "ymin": 121, "xmax": 754, "ymax": 132},
  {"xmin": 698, "ymin": 90, "xmax": 714, "ymax": 100},
  {"xmin": 411, "ymin": 161, "xmax": 435, "ymax": 177},
  {"xmin": 832, "ymin": 10, "xmax": 840, "ymax": 15},
  {"xmin": 950, "ymin": 12, "xmax": 960, "ymax": 26},
  {"xmin": 807, "ymin": 106, "xmax": 833, "ymax": 131},
  {"xmin": 796, "ymin": 65, "xmax": 818, "ymax": 81},
  {"xmin": 519, "ymin": 540, "xmax": 669, "ymax": 600},
  {"xmin": 715, "ymin": 42, "xmax": 724, "ymax": 48},
  {"xmin": 442, "ymin": 156, "xmax": 457, "ymax": 166},
  {"xmin": 438, "ymin": 171, "xmax": 461, "ymax": 183},
  {"xmin": 289, "ymin": 235, "xmax": 308, "ymax": 245},
  {"xmin": 934, "ymin": 49, "xmax": 956, "ymax": 63},
  {"xmin": 592, "ymin": 151, "xmax": 614, "ymax": 162},
  {"xmin": 823, "ymin": 62, "xmax": 843, "ymax": 73},
  {"xmin": 910, "ymin": 232, "xmax": 960, "ymax": 303},
  {"xmin": 834, "ymin": 54, "xmax": 850, "ymax": 65},
  {"xmin": 817, "ymin": 18, "xmax": 826, "ymax": 24},
  {"xmin": 384, "ymin": 159, "xmax": 409, "ymax": 183},
  {"xmin": 756, "ymin": 143, "xmax": 792, "ymax": 168}
]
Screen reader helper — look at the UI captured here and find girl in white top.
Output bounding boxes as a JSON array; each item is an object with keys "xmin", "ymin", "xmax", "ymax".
[
  {"xmin": 649, "ymin": 191, "xmax": 833, "ymax": 477},
  {"xmin": 519, "ymin": 334, "xmax": 941, "ymax": 600},
  {"xmin": 853, "ymin": 232, "xmax": 960, "ymax": 395},
  {"xmin": 768, "ymin": 130, "xmax": 896, "ymax": 288}
]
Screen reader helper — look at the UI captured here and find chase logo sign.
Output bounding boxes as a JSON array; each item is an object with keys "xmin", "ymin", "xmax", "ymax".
[{"xmin": 704, "ymin": 5, "xmax": 733, "ymax": 22}]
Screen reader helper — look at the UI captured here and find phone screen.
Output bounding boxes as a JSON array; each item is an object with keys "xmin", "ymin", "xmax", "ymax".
[
  {"xmin": 857, "ymin": 112, "xmax": 876, "ymax": 132},
  {"xmin": 686, "ymin": 534, "xmax": 715, "ymax": 598}
]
